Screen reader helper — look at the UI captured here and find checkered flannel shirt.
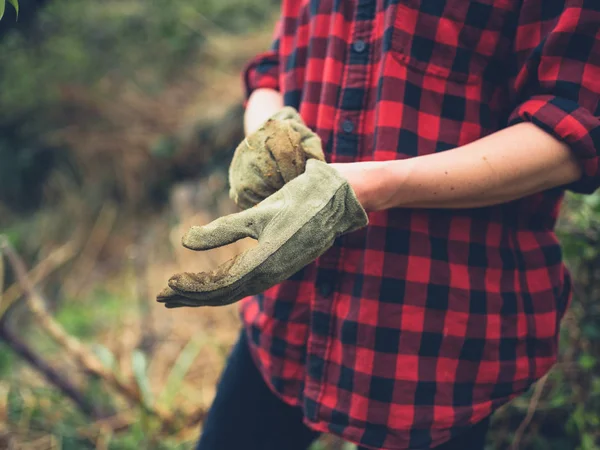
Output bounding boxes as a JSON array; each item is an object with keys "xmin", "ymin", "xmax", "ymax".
[{"xmin": 239, "ymin": 1, "xmax": 600, "ymax": 449}]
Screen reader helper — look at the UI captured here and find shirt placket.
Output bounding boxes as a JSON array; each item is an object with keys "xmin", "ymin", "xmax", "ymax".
[
  {"xmin": 332, "ymin": 1, "xmax": 375, "ymax": 161},
  {"xmin": 304, "ymin": 0, "xmax": 377, "ymax": 423}
]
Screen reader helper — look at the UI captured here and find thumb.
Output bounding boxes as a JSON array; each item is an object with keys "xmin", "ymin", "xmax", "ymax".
[
  {"xmin": 183, "ymin": 209, "xmax": 261, "ymax": 251},
  {"xmin": 288, "ymin": 120, "xmax": 326, "ymax": 162}
]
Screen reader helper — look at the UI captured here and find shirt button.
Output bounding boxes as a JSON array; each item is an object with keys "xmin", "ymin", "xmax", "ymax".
[
  {"xmin": 318, "ymin": 282, "xmax": 334, "ymax": 297},
  {"xmin": 341, "ymin": 120, "xmax": 355, "ymax": 133},
  {"xmin": 353, "ymin": 39, "xmax": 366, "ymax": 53}
]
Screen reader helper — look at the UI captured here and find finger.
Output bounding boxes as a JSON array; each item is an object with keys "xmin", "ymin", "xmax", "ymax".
[
  {"xmin": 164, "ymin": 302, "xmax": 182, "ymax": 308},
  {"xmin": 167, "ymin": 249, "xmax": 260, "ymax": 306},
  {"xmin": 164, "ymin": 298, "xmax": 202, "ymax": 308},
  {"xmin": 157, "ymin": 287, "xmax": 208, "ymax": 308},
  {"xmin": 163, "ymin": 292, "xmax": 238, "ymax": 308},
  {"xmin": 265, "ymin": 123, "xmax": 305, "ymax": 183},
  {"xmin": 156, "ymin": 286, "xmax": 179, "ymax": 302},
  {"xmin": 182, "ymin": 209, "xmax": 260, "ymax": 251},
  {"xmin": 287, "ymin": 121, "xmax": 326, "ymax": 161},
  {"xmin": 234, "ymin": 188, "xmax": 265, "ymax": 211},
  {"xmin": 165, "ymin": 302, "xmax": 188, "ymax": 309},
  {"xmin": 165, "ymin": 282, "xmax": 245, "ymax": 307},
  {"xmin": 168, "ymin": 255, "xmax": 239, "ymax": 293}
]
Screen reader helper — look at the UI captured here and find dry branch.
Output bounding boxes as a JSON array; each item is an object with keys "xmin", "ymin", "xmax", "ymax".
[
  {"xmin": 0, "ymin": 236, "xmax": 178, "ymax": 429},
  {"xmin": 78, "ymin": 410, "xmax": 136, "ymax": 436},
  {"xmin": 511, "ymin": 373, "xmax": 549, "ymax": 450},
  {"xmin": 0, "ymin": 320, "xmax": 99, "ymax": 418},
  {"xmin": 0, "ymin": 240, "xmax": 79, "ymax": 319},
  {"xmin": 59, "ymin": 203, "xmax": 117, "ymax": 299}
]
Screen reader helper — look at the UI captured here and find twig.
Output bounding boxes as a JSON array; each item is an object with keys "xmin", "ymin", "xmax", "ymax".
[
  {"xmin": 0, "ymin": 236, "xmax": 178, "ymax": 429},
  {"xmin": 511, "ymin": 373, "xmax": 549, "ymax": 450},
  {"xmin": 78, "ymin": 410, "xmax": 136, "ymax": 436},
  {"xmin": 0, "ymin": 321, "xmax": 99, "ymax": 418},
  {"xmin": 60, "ymin": 203, "xmax": 117, "ymax": 299},
  {"xmin": 183, "ymin": 407, "xmax": 207, "ymax": 429},
  {"xmin": 130, "ymin": 227, "xmax": 154, "ymax": 350},
  {"xmin": 0, "ymin": 240, "xmax": 79, "ymax": 319},
  {"xmin": 181, "ymin": 8, "xmax": 230, "ymax": 38}
]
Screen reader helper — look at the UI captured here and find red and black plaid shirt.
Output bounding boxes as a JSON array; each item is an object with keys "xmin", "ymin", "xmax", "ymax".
[{"xmin": 240, "ymin": 1, "xmax": 600, "ymax": 448}]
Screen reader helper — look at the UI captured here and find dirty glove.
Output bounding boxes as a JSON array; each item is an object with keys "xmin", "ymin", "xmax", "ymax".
[
  {"xmin": 157, "ymin": 159, "xmax": 368, "ymax": 308},
  {"xmin": 229, "ymin": 107, "xmax": 326, "ymax": 210}
]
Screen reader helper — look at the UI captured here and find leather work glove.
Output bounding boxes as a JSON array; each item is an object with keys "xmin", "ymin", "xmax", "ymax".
[
  {"xmin": 156, "ymin": 159, "xmax": 368, "ymax": 308},
  {"xmin": 228, "ymin": 107, "xmax": 326, "ymax": 210}
]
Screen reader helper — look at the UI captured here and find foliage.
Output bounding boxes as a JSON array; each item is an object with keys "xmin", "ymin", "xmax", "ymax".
[
  {"xmin": 486, "ymin": 192, "xmax": 600, "ymax": 450},
  {"xmin": 0, "ymin": 0, "xmax": 599, "ymax": 449},
  {"xmin": 54, "ymin": 288, "xmax": 125, "ymax": 340},
  {"xmin": 0, "ymin": 0, "xmax": 19, "ymax": 21},
  {"xmin": 0, "ymin": 0, "xmax": 275, "ymax": 118},
  {"xmin": 0, "ymin": 0, "xmax": 276, "ymax": 213}
]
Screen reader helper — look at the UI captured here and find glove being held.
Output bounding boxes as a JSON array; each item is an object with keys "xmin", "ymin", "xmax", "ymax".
[
  {"xmin": 228, "ymin": 107, "xmax": 325, "ymax": 210},
  {"xmin": 157, "ymin": 159, "xmax": 368, "ymax": 308}
]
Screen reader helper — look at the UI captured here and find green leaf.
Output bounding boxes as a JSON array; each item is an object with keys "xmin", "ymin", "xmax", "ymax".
[
  {"xmin": 6, "ymin": 384, "xmax": 24, "ymax": 424},
  {"xmin": 584, "ymin": 193, "xmax": 600, "ymax": 209},
  {"xmin": 550, "ymin": 393, "xmax": 567, "ymax": 408},
  {"xmin": 592, "ymin": 378, "xmax": 600, "ymax": 395},
  {"xmin": 7, "ymin": 0, "xmax": 17, "ymax": 18},
  {"xmin": 158, "ymin": 337, "xmax": 204, "ymax": 407},
  {"xmin": 0, "ymin": 1, "xmax": 6, "ymax": 21},
  {"xmin": 92, "ymin": 344, "xmax": 116, "ymax": 370},
  {"xmin": 578, "ymin": 353, "xmax": 596, "ymax": 371},
  {"xmin": 342, "ymin": 443, "xmax": 359, "ymax": 450},
  {"xmin": 150, "ymin": 136, "xmax": 176, "ymax": 158},
  {"xmin": 132, "ymin": 350, "xmax": 154, "ymax": 409},
  {"xmin": 309, "ymin": 441, "xmax": 328, "ymax": 450},
  {"xmin": 580, "ymin": 433, "xmax": 596, "ymax": 450},
  {"xmin": 583, "ymin": 245, "xmax": 598, "ymax": 261}
]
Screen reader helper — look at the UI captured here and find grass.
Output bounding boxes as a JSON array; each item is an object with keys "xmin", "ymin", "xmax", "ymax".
[
  {"xmin": 55, "ymin": 288, "xmax": 125, "ymax": 340},
  {"xmin": 1, "ymin": 1, "xmax": 600, "ymax": 448}
]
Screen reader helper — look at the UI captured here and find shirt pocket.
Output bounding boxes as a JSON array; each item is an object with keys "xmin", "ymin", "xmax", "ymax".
[{"xmin": 388, "ymin": 0, "xmax": 517, "ymax": 84}]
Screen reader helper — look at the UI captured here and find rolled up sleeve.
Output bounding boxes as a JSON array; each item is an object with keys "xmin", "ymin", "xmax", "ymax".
[
  {"xmin": 508, "ymin": 2, "xmax": 600, "ymax": 194},
  {"xmin": 243, "ymin": 19, "xmax": 282, "ymax": 102}
]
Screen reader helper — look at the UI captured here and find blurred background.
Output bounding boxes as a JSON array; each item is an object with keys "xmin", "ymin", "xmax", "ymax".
[{"xmin": 0, "ymin": 1, "xmax": 599, "ymax": 449}]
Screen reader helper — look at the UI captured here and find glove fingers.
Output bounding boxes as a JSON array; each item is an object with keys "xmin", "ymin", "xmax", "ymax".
[
  {"xmin": 264, "ymin": 121, "xmax": 305, "ymax": 183},
  {"xmin": 301, "ymin": 135, "xmax": 326, "ymax": 161},
  {"xmin": 166, "ymin": 248, "xmax": 260, "ymax": 306},
  {"xmin": 168, "ymin": 252, "xmax": 239, "ymax": 292},
  {"xmin": 156, "ymin": 287, "xmax": 200, "ymax": 308},
  {"xmin": 156, "ymin": 285, "xmax": 178, "ymax": 302},
  {"xmin": 182, "ymin": 209, "xmax": 260, "ymax": 251},
  {"xmin": 287, "ymin": 121, "xmax": 326, "ymax": 161},
  {"xmin": 233, "ymin": 186, "xmax": 270, "ymax": 211},
  {"xmin": 229, "ymin": 134, "xmax": 285, "ymax": 209},
  {"xmin": 229, "ymin": 167, "xmax": 280, "ymax": 210}
]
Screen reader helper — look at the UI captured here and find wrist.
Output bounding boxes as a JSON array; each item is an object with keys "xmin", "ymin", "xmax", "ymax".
[
  {"xmin": 330, "ymin": 161, "xmax": 397, "ymax": 212},
  {"xmin": 244, "ymin": 89, "xmax": 284, "ymax": 135}
]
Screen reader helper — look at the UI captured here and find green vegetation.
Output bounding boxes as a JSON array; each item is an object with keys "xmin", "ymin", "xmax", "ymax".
[{"xmin": 0, "ymin": 0, "xmax": 19, "ymax": 21}]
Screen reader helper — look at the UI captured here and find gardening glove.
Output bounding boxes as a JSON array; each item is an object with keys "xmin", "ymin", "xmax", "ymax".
[
  {"xmin": 156, "ymin": 159, "xmax": 368, "ymax": 308},
  {"xmin": 228, "ymin": 106, "xmax": 326, "ymax": 210}
]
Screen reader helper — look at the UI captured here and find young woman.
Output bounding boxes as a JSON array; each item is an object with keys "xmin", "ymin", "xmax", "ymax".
[{"xmin": 158, "ymin": 1, "xmax": 600, "ymax": 449}]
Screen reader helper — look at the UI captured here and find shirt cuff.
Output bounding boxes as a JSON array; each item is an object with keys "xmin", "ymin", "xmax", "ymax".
[
  {"xmin": 242, "ymin": 51, "xmax": 280, "ymax": 104},
  {"xmin": 508, "ymin": 95, "xmax": 600, "ymax": 194}
]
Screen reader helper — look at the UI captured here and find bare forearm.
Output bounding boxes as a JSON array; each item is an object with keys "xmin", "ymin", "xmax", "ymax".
[
  {"xmin": 332, "ymin": 123, "xmax": 583, "ymax": 211},
  {"xmin": 244, "ymin": 88, "xmax": 284, "ymax": 135}
]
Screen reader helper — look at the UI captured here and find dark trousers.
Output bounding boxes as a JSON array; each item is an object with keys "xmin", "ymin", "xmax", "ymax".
[{"xmin": 196, "ymin": 330, "xmax": 490, "ymax": 450}]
